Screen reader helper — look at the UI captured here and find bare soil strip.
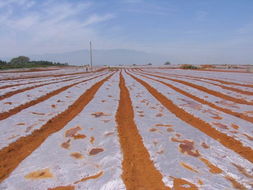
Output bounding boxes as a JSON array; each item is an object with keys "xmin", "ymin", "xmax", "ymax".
[
  {"xmin": 140, "ymin": 69, "xmax": 253, "ymax": 88},
  {"xmin": 0, "ymin": 74, "xmax": 113, "ymax": 182},
  {"xmin": 137, "ymin": 71, "xmax": 253, "ymax": 105},
  {"xmin": 145, "ymin": 71, "xmax": 253, "ymax": 96},
  {"xmin": 133, "ymin": 72, "xmax": 253, "ymax": 123},
  {"xmin": 0, "ymin": 74, "xmax": 82, "ymax": 90},
  {"xmin": 48, "ymin": 185, "xmax": 75, "ymax": 190},
  {"xmin": 0, "ymin": 82, "xmax": 38, "ymax": 90},
  {"xmin": 128, "ymin": 73, "xmax": 253, "ymax": 164},
  {"xmin": 199, "ymin": 157, "xmax": 246, "ymax": 189},
  {"xmin": 116, "ymin": 73, "xmax": 169, "ymax": 190},
  {"xmin": 145, "ymin": 67, "xmax": 253, "ymax": 74},
  {"xmin": 0, "ymin": 75, "xmax": 86, "ymax": 101},
  {"xmin": 1, "ymin": 68, "xmax": 107, "ymax": 81},
  {"xmin": 184, "ymin": 77, "xmax": 253, "ymax": 96},
  {"xmin": 201, "ymin": 77, "xmax": 253, "ymax": 88},
  {"xmin": 0, "ymin": 68, "xmax": 60, "ymax": 73},
  {"xmin": 0, "ymin": 73, "xmax": 108, "ymax": 121}
]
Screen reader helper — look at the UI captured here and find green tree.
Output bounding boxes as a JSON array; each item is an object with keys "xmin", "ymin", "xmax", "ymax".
[
  {"xmin": 164, "ymin": 61, "xmax": 171, "ymax": 65},
  {"xmin": 0, "ymin": 60, "xmax": 7, "ymax": 65},
  {"xmin": 10, "ymin": 56, "xmax": 30, "ymax": 65},
  {"xmin": 180, "ymin": 64, "xmax": 198, "ymax": 69}
]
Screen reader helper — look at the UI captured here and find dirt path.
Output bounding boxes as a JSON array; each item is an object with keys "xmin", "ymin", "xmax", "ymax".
[
  {"xmin": 179, "ymin": 76, "xmax": 253, "ymax": 96},
  {"xmin": 144, "ymin": 71, "xmax": 253, "ymax": 96},
  {"xmin": 0, "ymin": 73, "xmax": 109, "ymax": 121},
  {"xmin": 137, "ymin": 71, "xmax": 253, "ymax": 105},
  {"xmin": 132, "ymin": 72, "xmax": 253, "ymax": 124},
  {"xmin": 0, "ymin": 74, "xmax": 84, "ymax": 90},
  {"xmin": 142, "ymin": 67, "xmax": 253, "ymax": 74},
  {"xmin": 1, "ymin": 68, "xmax": 107, "ymax": 81},
  {"xmin": 128, "ymin": 73, "xmax": 253, "ymax": 164},
  {"xmin": 0, "ymin": 74, "xmax": 113, "ymax": 182},
  {"xmin": 140, "ymin": 69, "xmax": 253, "ymax": 88},
  {"xmin": 115, "ymin": 72, "xmax": 169, "ymax": 190},
  {"xmin": 0, "ymin": 75, "xmax": 85, "ymax": 101}
]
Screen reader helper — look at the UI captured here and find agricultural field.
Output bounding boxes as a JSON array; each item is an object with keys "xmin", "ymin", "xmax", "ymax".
[{"xmin": 0, "ymin": 67, "xmax": 253, "ymax": 190}]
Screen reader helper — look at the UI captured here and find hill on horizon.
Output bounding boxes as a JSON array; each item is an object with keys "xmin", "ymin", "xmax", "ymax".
[{"xmin": 20, "ymin": 49, "xmax": 171, "ymax": 66}]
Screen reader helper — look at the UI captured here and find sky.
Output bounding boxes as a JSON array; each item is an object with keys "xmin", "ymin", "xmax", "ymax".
[{"xmin": 0, "ymin": 0, "xmax": 253, "ymax": 65}]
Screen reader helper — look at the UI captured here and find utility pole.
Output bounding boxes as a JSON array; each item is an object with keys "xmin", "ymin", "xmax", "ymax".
[{"xmin": 89, "ymin": 41, "xmax": 93, "ymax": 71}]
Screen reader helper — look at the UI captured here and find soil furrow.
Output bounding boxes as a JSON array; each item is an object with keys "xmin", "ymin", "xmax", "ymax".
[
  {"xmin": 140, "ymin": 69, "xmax": 253, "ymax": 88},
  {"xmin": 127, "ymin": 72, "xmax": 253, "ymax": 164},
  {"xmin": 132, "ymin": 72, "xmax": 253, "ymax": 123},
  {"xmin": 147, "ymin": 71, "xmax": 253, "ymax": 95},
  {"xmin": 0, "ymin": 73, "xmax": 113, "ymax": 182},
  {"xmin": 0, "ymin": 75, "xmax": 89, "ymax": 101},
  {"xmin": 137, "ymin": 71, "xmax": 253, "ymax": 105},
  {"xmin": 1, "ymin": 68, "xmax": 107, "ymax": 81},
  {"xmin": 116, "ymin": 72, "xmax": 169, "ymax": 190},
  {"xmin": 0, "ymin": 68, "xmax": 60, "ymax": 73},
  {"xmin": 0, "ymin": 74, "xmax": 84, "ymax": 90},
  {"xmin": 184, "ymin": 77, "xmax": 253, "ymax": 96},
  {"xmin": 0, "ymin": 73, "xmax": 108, "ymax": 121}
]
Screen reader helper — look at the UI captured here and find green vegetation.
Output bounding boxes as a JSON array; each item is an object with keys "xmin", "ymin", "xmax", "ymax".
[
  {"xmin": 10, "ymin": 56, "xmax": 30, "ymax": 65},
  {"xmin": 0, "ymin": 60, "xmax": 7, "ymax": 65},
  {"xmin": 0, "ymin": 56, "xmax": 68, "ymax": 70},
  {"xmin": 164, "ymin": 61, "xmax": 171, "ymax": 65},
  {"xmin": 180, "ymin": 64, "xmax": 198, "ymax": 69}
]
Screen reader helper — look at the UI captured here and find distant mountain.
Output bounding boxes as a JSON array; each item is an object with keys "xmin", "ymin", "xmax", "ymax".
[
  {"xmin": 2, "ymin": 49, "xmax": 253, "ymax": 66},
  {"xmin": 26, "ymin": 49, "xmax": 169, "ymax": 66}
]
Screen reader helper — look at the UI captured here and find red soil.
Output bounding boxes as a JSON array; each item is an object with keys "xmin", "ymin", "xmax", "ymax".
[
  {"xmin": 115, "ymin": 73, "xmax": 169, "ymax": 189},
  {"xmin": 0, "ymin": 74, "xmax": 113, "ymax": 182},
  {"xmin": 128, "ymin": 72, "xmax": 253, "ymax": 163}
]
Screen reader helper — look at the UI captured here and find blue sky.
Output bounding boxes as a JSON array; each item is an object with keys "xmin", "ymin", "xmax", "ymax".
[{"xmin": 1, "ymin": 0, "xmax": 253, "ymax": 64}]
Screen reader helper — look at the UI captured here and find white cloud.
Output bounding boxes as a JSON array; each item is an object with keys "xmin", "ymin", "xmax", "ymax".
[
  {"xmin": 82, "ymin": 14, "xmax": 114, "ymax": 27},
  {"xmin": 1, "ymin": 0, "xmax": 252, "ymax": 65},
  {"xmin": 0, "ymin": 0, "xmax": 115, "ymax": 57}
]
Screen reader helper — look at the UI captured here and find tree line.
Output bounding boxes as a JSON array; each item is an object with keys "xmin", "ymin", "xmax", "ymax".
[{"xmin": 0, "ymin": 56, "xmax": 68, "ymax": 70}]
